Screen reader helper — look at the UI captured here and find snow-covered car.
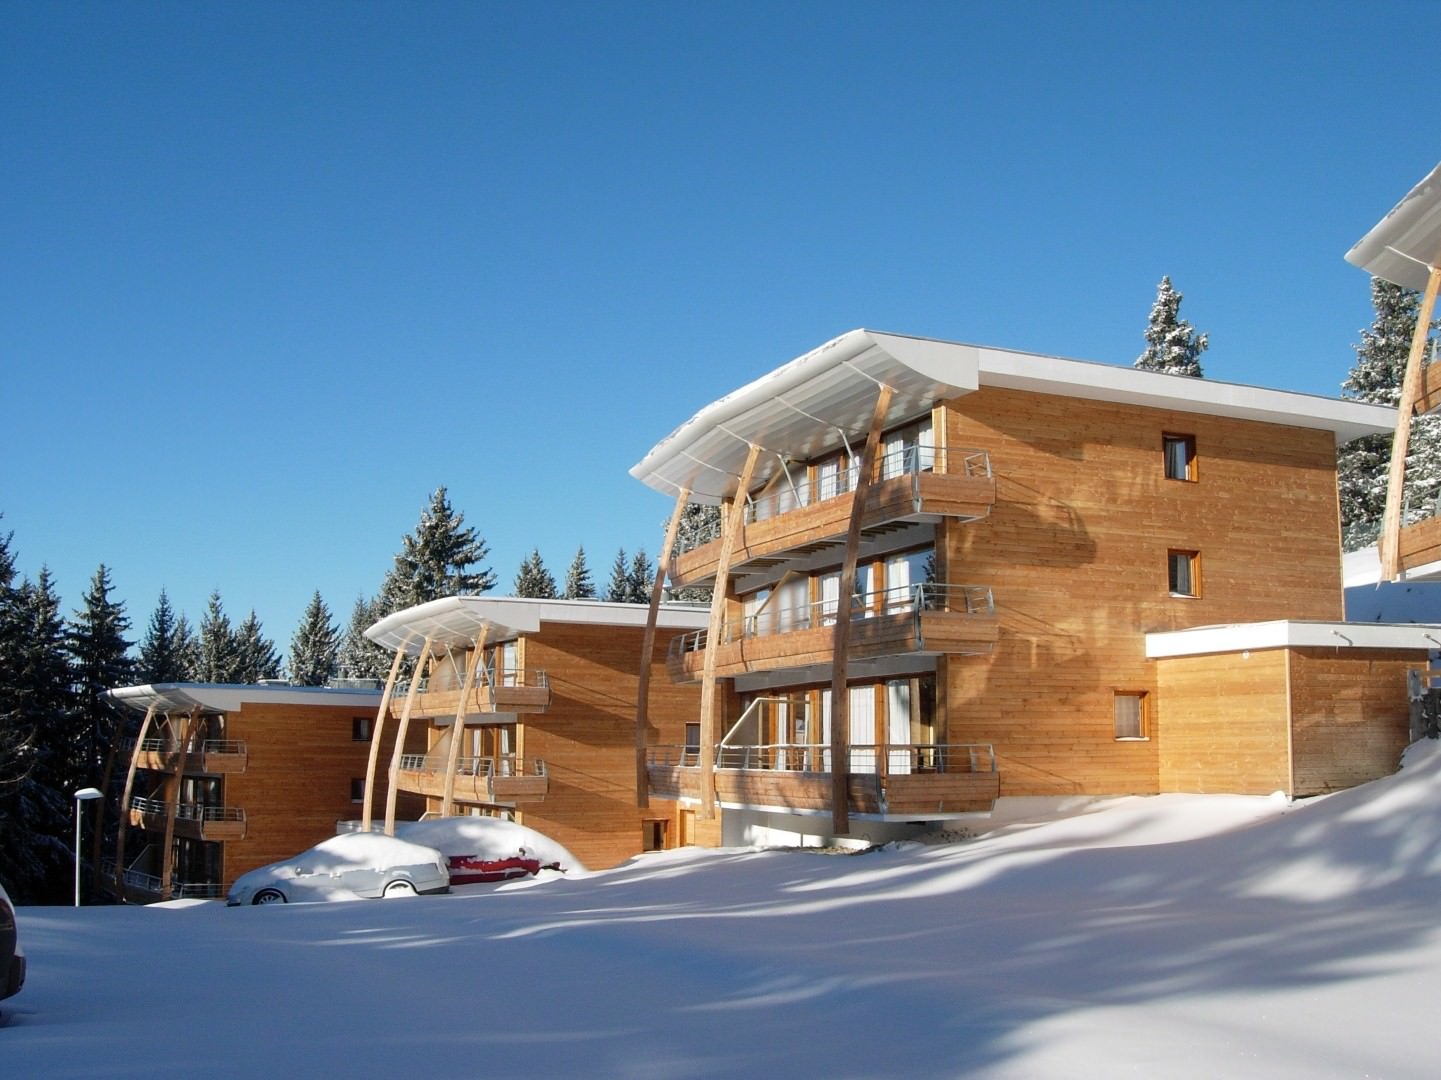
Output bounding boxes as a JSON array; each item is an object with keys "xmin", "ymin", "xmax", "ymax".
[
  {"xmin": 1, "ymin": 881, "xmax": 23, "ymax": 1002},
  {"xmin": 226, "ymin": 832, "xmax": 450, "ymax": 906},
  {"xmin": 397, "ymin": 817, "xmax": 580, "ymax": 887}
]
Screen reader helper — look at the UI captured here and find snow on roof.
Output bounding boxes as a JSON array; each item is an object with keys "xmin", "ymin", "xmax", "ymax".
[
  {"xmin": 1145, "ymin": 619, "xmax": 1441, "ymax": 658},
  {"xmin": 364, "ymin": 594, "xmax": 710, "ymax": 655},
  {"xmin": 103, "ymin": 681, "xmax": 382, "ymax": 715},
  {"xmin": 630, "ymin": 328, "xmax": 1394, "ymax": 503},
  {"xmin": 1346, "ymin": 160, "xmax": 1441, "ymax": 291}
]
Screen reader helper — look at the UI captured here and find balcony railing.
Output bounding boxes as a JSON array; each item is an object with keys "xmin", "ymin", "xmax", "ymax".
[
  {"xmin": 99, "ymin": 858, "xmax": 225, "ymax": 901},
  {"xmin": 129, "ymin": 796, "xmax": 246, "ymax": 829},
  {"xmin": 394, "ymin": 667, "xmax": 549, "ymax": 697},
  {"xmin": 398, "ymin": 754, "xmax": 545, "ymax": 780},
  {"xmin": 647, "ymin": 741, "xmax": 996, "ymax": 774},
  {"xmin": 669, "ymin": 582, "xmax": 995, "ymax": 660}
]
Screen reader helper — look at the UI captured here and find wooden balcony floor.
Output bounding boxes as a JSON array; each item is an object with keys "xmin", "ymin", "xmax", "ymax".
[{"xmin": 648, "ymin": 765, "xmax": 998, "ymax": 817}]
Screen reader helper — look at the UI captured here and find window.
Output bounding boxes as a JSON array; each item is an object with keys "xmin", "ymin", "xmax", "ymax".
[
  {"xmin": 684, "ymin": 723, "xmax": 700, "ymax": 765},
  {"xmin": 352, "ymin": 716, "xmax": 372, "ymax": 742},
  {"xmin": 1114, "ymin": 692, "xmax": 1148, "ymax": 740},
  {"xmin": 1163, "ymin": 433, "xmax": 1196, "ymax": 481},
  {"xmin": 1168, "ymin": 550, "xmax": 1200, "ymax": 597},
  {"xmin": 350, "ymin": 778, "xmax": 366, "ymax": 803}
]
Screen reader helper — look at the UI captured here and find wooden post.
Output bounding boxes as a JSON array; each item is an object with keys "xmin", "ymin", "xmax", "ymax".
[
  {"xmin": 113, "ymin": 703, "xmax": 157, "ymax": 902},
  {"xmin": 637, "ymin": 487, "xmax": 691, "ymax": 809},
  {"xmin": 698, "ymin": 446, "xmax": 761, "ymax": 819},
  {"xmin": 160, "ymin": 710, "xmax": 197, "ymax": 900},
  {"xmin": 831, "ymin": 384, "xmax": 894, "ymax": 836},
  {"xmin": 1380, "ymin": 264, "xmax": 1441, "ymax": 580},
  {"xmin": 362, "ymin": 643, "xmax": 410, "ymax": 832},
  {"xmin": 441, "ymin": 630, "xmax": 488, "ymax": 816},
  {"xmin": 385, "ymin": 636, "xmax": 433, "ymax": 835}
]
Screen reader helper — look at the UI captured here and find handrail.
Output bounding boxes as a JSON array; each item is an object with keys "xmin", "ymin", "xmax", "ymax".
[
  {"xmin": 123, "ymin": 737, "xmax": 246, "ymax": 756},
  {"xmin": 398, "ymin": 753, "xmax": 546, "ymax": 778},
  {"xmin": 394, "ymin": 668, "xmax": 549, "ymax": 697},
  {"xmin": 646, "ymin": 741, "xmax": 997, "ymax": 774},
  {"xmin": 201, "ymin": 740, "xmax": 247, "ymax": 756},
  {"xmin": 100, "ymin": 858, "xmax": 224, "ymax": 899},
  {"xmin": 129, "ymin": 796, "xmax": 245, "ymax": 823}
]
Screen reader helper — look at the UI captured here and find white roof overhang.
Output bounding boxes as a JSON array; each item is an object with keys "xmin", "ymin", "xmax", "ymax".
[
  {"xmin": 632, "ymin": 330, "xmax": 1393, "ymax": 503},
  {"xmin": 102, "ymin": 682, "xmax": 382, "ymax": 715},
  {"xmin": 1346, "ymin": 161, "xmax": 1441, "ymax": 290},
  {"xmin": 1146, "ymin": 620, "xmax": 1441, "ymax": 658},
  {"xmin": 365, "ymin": 595, "xmax": 710, "ymax": 655}
]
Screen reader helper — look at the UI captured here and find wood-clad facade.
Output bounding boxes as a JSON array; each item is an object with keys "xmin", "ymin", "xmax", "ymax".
[
  {"xmin": 364, "ymin": 597, "xmax": 708, "ymax": 870},
  {"xmin": 100, "ymin": 684, "xmax": 423, "ymax": 903},
  {"xmin": 631, "ymin": 330, "xmax": 1438, "ymax": 846}
]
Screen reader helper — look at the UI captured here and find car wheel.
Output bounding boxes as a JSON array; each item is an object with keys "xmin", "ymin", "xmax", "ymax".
[
  {"xmin": 252, "ymin": 888, "xmax": 286, "ymax": 905},
  {"xmin": 382, "ymin": 880, "xmax": 417, "ymax": 898}
]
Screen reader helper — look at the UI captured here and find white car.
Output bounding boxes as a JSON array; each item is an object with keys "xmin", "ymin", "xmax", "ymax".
[
  {"xmin": 1, "ymin": 881, "xmax": 23, "ymax": 1002},
  {"xmin": 226, "ymin": 832, "xmax": 450, "ymax": 906}
]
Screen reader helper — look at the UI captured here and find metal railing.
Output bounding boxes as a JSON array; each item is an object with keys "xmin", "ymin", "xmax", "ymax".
[
  {"xmin": 100, "ymin": 858, "xmax": 225, "ymax": 900},
  {"xmin": 129, "ymin": 796, "xmax": 245, "ymax": 824},
  {"xmin": 398, "ymin": 754, "xmax": 547, "ymax": 779},
  {"xmin": 669, "ymin": 581, "xmax": 994, "ymax": 659},
  {"xmin": 393, "ymin": 667, "xmax": 549, "ymax": 698},
  {"xmin": 647, "ymin": 741, "xmax": 997, "ymax": 774},
  {"xmin": 119, "ymin": 737, "xmax": 246, "ymax": 757}
]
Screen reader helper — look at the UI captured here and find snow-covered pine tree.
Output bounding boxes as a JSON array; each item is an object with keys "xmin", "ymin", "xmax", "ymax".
[
  {"xmin": 172, "ymin": 613, "xmax": 200, "ymax": 680},
  {"xmin": 196, "ymin": 590, "xmax": 241, "ymax": 683},
  {"xmin": 626, "ymin": 549, "xmax": 654, "ymax": 604},
  {"xmin": 65, "ymin": 565, "xmax": 133, "ymax": 788},
  {"xmin": 562, "ymin": 546, "xmax": 596, "ymax": 600},
  {"xmin": 1338, "ymin": 278, "xmax": 1441, "ymax": 549},
  {"xmin": 513, "ymin": 549, "xmax": 558, "ymax": 598},
  {"xmin": 382, "ymin": 486, "xmax": 495, "ymax": 611},
  {"xmin": 137, "ymin": 589, "xmax": 189, "ymax": 683},
  {"xmin": 1134, "ymin": 276, "xmax": 1207, "ymax": 377},
  {"xmin": 335, "ymin": 595, "xmax": 391, "ymax": 683},
  {"xmin": 288, "ymin": 591, "xmax": 339, "ymax": 686},
  {"xmin": 233, "ymin": 610, "xmax": 281, "ymax": 683},
  {"xmin": 604, "ymin": 549, "xmax": 630, "ymax": 602}
]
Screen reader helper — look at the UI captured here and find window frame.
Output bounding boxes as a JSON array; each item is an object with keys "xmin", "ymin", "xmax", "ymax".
[
  {"xmin": 1162, "ymin": 433, "xmax": 1197, "ymax": 482},
  {"xmin": 1168, "ymin": 549, "xmax": 1201, "ymax": 598},
  {"xmin": 1113, "ymin": 691, "xmax": 1149, "ymax": 741}
]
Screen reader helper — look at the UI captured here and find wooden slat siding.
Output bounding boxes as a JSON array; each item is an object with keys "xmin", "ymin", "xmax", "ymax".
[
  {"xmin": 1287, "ymin": 647, "xmax": 1420, "ymax": 795},
  {"xmin": 1415, "ymin": 361, "xmax": 1441, "ymax": 416},
  {"xmin": 399, "ymin": 682, "xmax": 552, "ymax": 719},
  {"xmin": 884, "ymin": 772, "xmax": 999, "ymax": 814},
  {"xmin": 638, "ymin": 487, "xmax": 691, "ymax": 810},
  {"xmin": 1398, "ymin": 514, "xmax": 1441, "ymax": 574},
  {"xmin": 112, "ymin": 704, "xmax": 156, "ymax": 901},
  {"xmin": 362, "ymin": 643, "xmax": 409, "ymax": 831},
  {"xmin": 700, "ymin": 445, "xmax": 761, "ymax": 819},
  {"xmin": 397, "ymin": 766, "xmax": 548, "ymax": 804},
  {"xmin": 942, "ymin": 387, "xmax": 1346, "ymax": 798},
  {"xmin": 506, "ymin": 620, "xmax": 702, "ymax": 870},
  {"xmin": 386, "ymin": 636, "xmax": 434, "ymax": 834},
  {"xmin": 833, "ymin": 384, "xmax": 894, "ymax": 835},
  {"xmin": 646, "ymin": 765, "xmax": 995, "ymax": 815},
  {"xmin": 1155, "ymin": 651, "xmax": 1293, "ymax": 794},
  {"xmin": 672, "ymin": 470, "xmax": 995, "ymax": 588},
  {"xmin": 218, "ymin": 701, "xmax": 423, "ymax": 890},
  {"xmin": 1381, "ymin": 265, "xmax": 1441, "ymax": 581}
]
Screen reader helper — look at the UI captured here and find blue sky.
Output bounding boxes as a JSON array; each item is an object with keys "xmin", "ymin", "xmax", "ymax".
[{"xmin": 3, "ymin": 1, "xmax": 1438, "ymax": 652}]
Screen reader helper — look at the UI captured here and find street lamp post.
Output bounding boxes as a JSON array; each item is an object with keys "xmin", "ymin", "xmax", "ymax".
[{"xmin": 73, "ymin": 787, "xmax": 103, "ymax": 907}]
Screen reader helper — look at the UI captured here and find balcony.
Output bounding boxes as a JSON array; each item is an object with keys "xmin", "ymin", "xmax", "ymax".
[
  {"xmin": 99, "ymin": 858, "xmax": 225, "ymax": 904},
  {"xmin": 671, "ymin": 446, "xmax": 994, "ymax": 588},
  {"xmin": 128, "ymin": 796, "xmax": 248, "ymax": 841},
  {"xmin": 395, "ymin": 754, "xmax": 549, "ymax": 806},
  {"xmin": 123, "ymin": 737, "xmax": 248, "ymax": 775},
  {"xmin": 667, "ymin": 582, "xmax": 997, "ymax": 682},
  {"xmin": 393, "ymin": 667, "xmax": 551, "ymax": 720},
  {"xmin": 646, "ymin": 742, "xmax": 999, "ymax": 816}
]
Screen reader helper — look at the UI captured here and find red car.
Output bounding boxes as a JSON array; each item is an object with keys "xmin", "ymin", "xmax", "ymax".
[{"xmin": 0, "ymin": 882, "xmax": 23, "ymax": 1003}]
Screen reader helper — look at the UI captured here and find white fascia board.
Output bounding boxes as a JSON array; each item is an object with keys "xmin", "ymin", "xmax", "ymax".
[
  {"xmin": 976, "ymin": 348, "xmax": 1393, "ymax": 444},
  {"xmin": 366, "ymin": 595, "xmax": 710, "ymax": 654},
  {"xmin": 1146, "ymin": 620, "xmax": 1441, "ymax": 658},
  {"xmin": 102, "ymin": 682, "xmax": 382, "ymax": 715},
  {"xmin": 1346, "ymin": 161, "xmax": 1441, "ymax": 291}
]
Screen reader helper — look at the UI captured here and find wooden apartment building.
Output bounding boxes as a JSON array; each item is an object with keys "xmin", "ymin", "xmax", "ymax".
[
  {"xmin": 98, "ymin": 682, "xmax": 421, "ymax": 902},
  {"xmin": 361, "ymin": 596, "xmax": 707, "ymax": 869},
  {"xmin": 630, "ymin": 329, "xmax": 1441, "ymax": 847}
]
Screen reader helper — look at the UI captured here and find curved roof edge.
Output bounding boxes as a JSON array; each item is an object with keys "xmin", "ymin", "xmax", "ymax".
[
  {"xmin": 1146, "ymin": 620, "xmax": 1441, "ymax": 659},
  {"xmin": 365, "ymin": 594, "xmax": 710, "ymax": 655},
  {"xmin": 103, "ymin": 682, "xmax": 382, "ymax": 714},
  {"xmin": 1346, "ymin": 161, "xmax": 1441, "ymax": 291}
]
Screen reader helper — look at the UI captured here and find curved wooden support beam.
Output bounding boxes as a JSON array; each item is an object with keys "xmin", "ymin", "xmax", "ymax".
[
  {"xmin": 1381, "ymin": 264, "xmax": 1441, "ymax": 581},
  {"xmin": 441, "ymin": 630, "xmax": 488, "ymax": 816},
  {"xmin": 637, "ymin": 486, "xmax": 691, "ymax": 810},
  {"xmin": 160, "ymin": 709, "xmax": 198, "ymax": 899},
  {"xmin": 113, "ymin": 703, "xmax": 157, "ymax": 902},
  {"xmin": 362, "ymin": 641, "xmax": 410, "ymax": 832},
  {"xmin": 385, "ymin": 636, "xmax": 434, "ymax": 835}
]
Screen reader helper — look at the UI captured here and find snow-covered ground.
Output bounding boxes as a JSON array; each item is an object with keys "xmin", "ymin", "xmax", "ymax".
[{"xmin": 8, "ymin": 744, "xmax": 1441, "ymax": 1078}]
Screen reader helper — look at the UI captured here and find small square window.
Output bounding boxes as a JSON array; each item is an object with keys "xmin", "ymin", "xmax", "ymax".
[
  {"xmin": 352, "ymin": 717, "xmax": 372, "ymax": 742},
  {"xmin": 1163, "ymin": 434, "xmax": 1196, "ymax": 481},
  {"xmin": 1114, "ymin": 692, "xmax": 1148, "ymax": 740},
  {"xmin": 1168, "ymin": 550, "xmax": 1200, "ymax": 597},
  {"xmin": 350, "ymin": 778, "xmax": 365, "ymax": 803}
]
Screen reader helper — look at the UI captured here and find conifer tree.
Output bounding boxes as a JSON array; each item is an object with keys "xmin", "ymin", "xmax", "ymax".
[
  {"xmin": 1338, "ymin": 278, "xmax": 1441, "ymax": 548},
  {"xmin": 562, "ymin": 546, "xmax": 596, "ymax": 600},
  {"xmin": 336, "ymin": 595, "xmax": 391, "ymax": 682},
  {"xmin": 513, "ymin": 549, "xmax": 558, "ymax": 598},
  {"xmin": 382, "ymin": 486, "xmax": 494, "ymax": 611},
  {"xmin": 604, "ymin": 549, "xmax": 630, "ymax": 602},
  {"xmin": 137, "ymin": 589, "xmax": 189, "ymax": 683},
  {"xmin": 626, "ymin": 549, "xmax": 655, "ymax": 603},
  {"xmin": 172, "ymin": 613, "xmax": 200, "ymax": 680},
  {"xmin": 288, "ymin": 591, "xmax": 339, "ymax": 686},
  {"xmin": 65, "ymin": 565, "xmax": 133, "ymax": 787},
  {"xmin": 196, "ymin": 590, "xmax": 241, "ymax": 683},
  {"xmin": 1135, "ymin": 276, "xmax": 1207, "ymax": 377},
  {"xmin": 669, "ymin": 504, "xmax": 721, "ymax": 603},
  {"xmin": 233, "ymin": 610, "xmax": 281, "ymax": 683}
]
